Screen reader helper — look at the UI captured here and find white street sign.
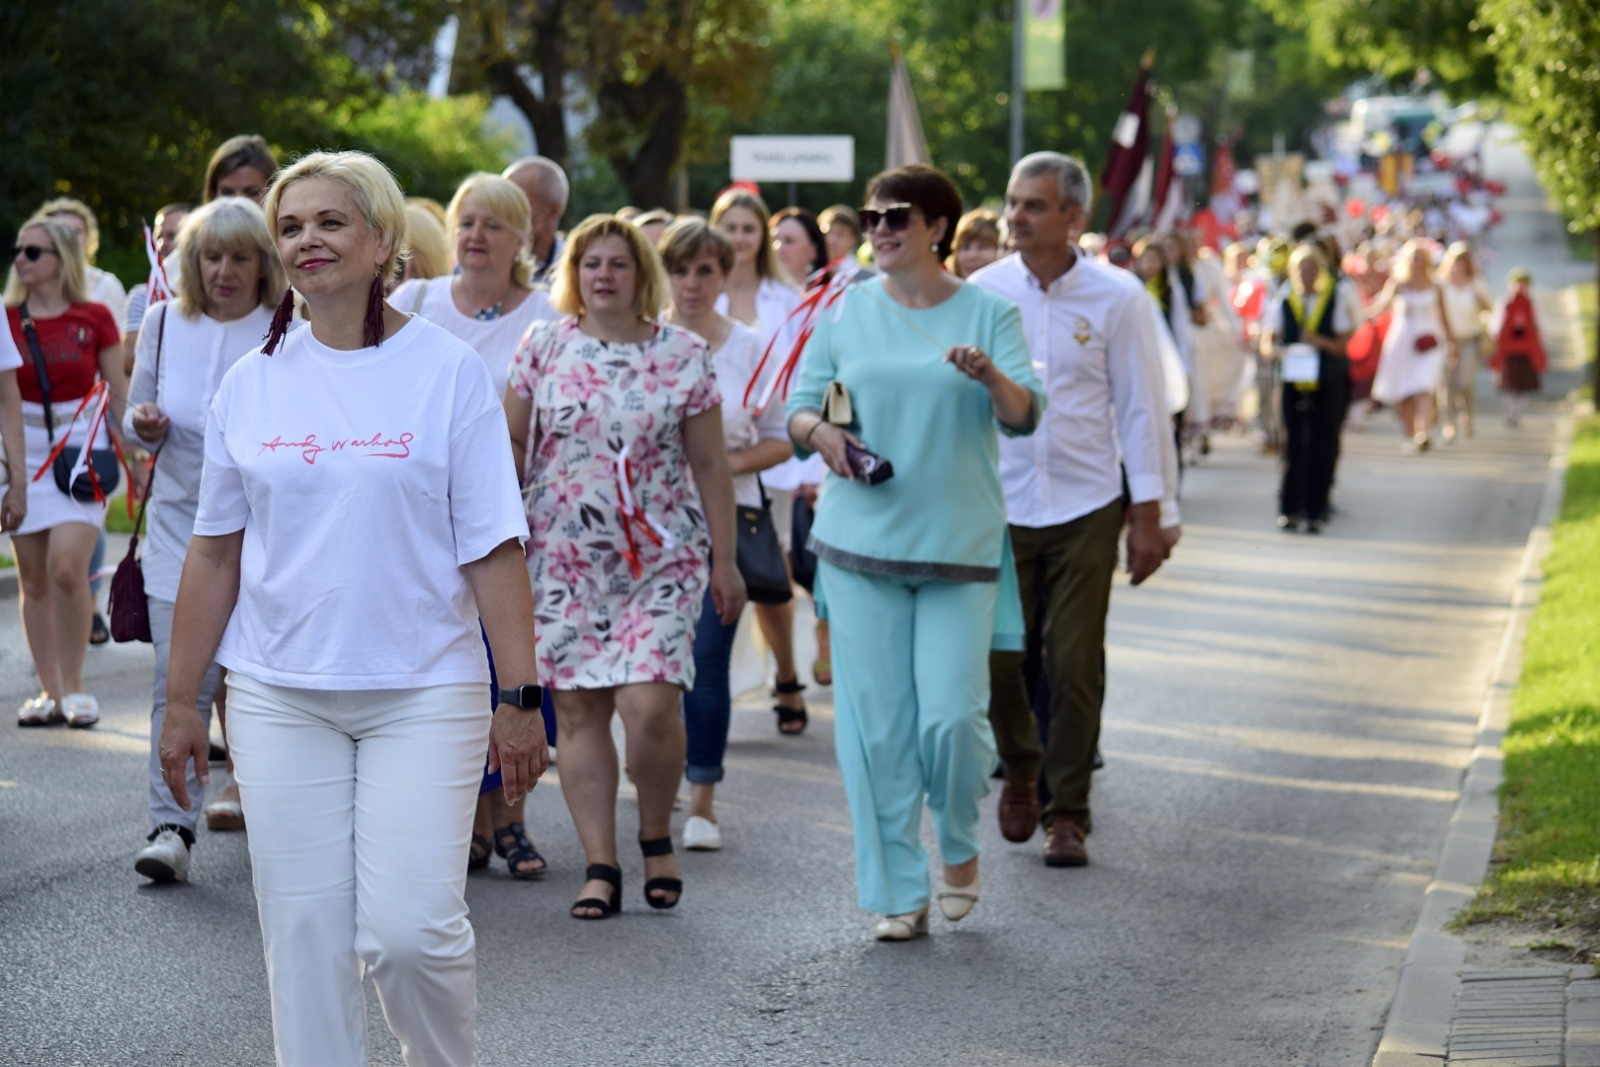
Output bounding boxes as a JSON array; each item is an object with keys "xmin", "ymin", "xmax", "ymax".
[{"xmin": 730, "ymin": 136, "xmax": 855, "ymax": 182}]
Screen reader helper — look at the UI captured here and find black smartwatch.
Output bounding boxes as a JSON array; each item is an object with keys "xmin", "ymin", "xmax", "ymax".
[{"xmin": 497, "ymin": 684, "xmax": 543, "ymax": 710}]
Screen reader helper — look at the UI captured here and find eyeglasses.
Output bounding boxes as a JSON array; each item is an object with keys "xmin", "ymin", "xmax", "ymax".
[
  {"xmin": 858, "ymin": 204, "xmax": 914, "ymax": 233},
  {"xmin": 9, "ymin": 245, "xmax": 59, "ymax": 262}
]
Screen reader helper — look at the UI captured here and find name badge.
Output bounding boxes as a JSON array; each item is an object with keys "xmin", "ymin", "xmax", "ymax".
[{"xmin": 1282, "ymin": 344, "xmax": 1319, "ymax": 385}]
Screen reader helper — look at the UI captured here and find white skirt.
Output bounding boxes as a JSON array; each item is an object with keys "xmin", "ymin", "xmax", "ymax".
[{"xmin": 16, "ymin": 410, "xmax": 109, "ymax": 536}]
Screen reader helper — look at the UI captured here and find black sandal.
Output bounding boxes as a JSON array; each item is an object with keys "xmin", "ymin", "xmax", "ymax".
[
  {"xmin": 571, "ymin": 864, "xmax": 622, "ymax": 920},
  {"xmin": 468, "ymin": 833, "xmax": 492, "ymax": 873},
  {"xmin": 640, "ymin": 836, "xmax": 683, "ymax": 910},
  {"xmin": 89, "ymin": 614, "xmax": 110, "ymax": 646},
  {"xmin": 492, "ymin": 822, "xmax": 547, "ymax": 880},
  {"xmin": 773, "ymin": 678, "xmax": 808, "ymax": 736}
]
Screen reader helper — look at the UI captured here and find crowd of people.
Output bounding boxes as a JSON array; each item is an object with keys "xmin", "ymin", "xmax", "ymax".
[{"xmin": 2, "ymin": 127, "xmax": 1549, "ymax": 1065}]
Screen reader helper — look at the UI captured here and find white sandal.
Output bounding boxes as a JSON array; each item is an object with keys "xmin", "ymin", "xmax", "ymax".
[
  {"xmin": 61, "ymin": 693, "xmax": 99, "ymax": 729},
  {"xmin": 936, "ymin": 872, "xmax": 980, "ymax": 921},
  {"xmin": 17, "ymin": 695, "xmax": 61, "ymax": 727},
  {"xmin": 873, "ymin": 906, "xmax": 929, "ymax": 941},
  {"xmin": 204, "ymin": 799, "xmax": 245, "ymax": 832}
]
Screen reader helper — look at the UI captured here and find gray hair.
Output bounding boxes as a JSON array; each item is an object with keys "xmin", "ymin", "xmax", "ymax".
[
  {"xmin": 502, "ymin": 156, "xmax": 569, "ymax": 213},
  {"xmin": 1010, "ymin": 152, "xmax": 1092, "ymax": 216}
]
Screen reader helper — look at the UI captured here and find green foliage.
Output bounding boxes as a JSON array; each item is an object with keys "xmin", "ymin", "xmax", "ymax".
[
  {"xmin": 688, "ymin": 0, "xmax": 1338, "ymax": 216},
  {"xmin": 1, "ymin": 0, "xmax": 509, "ymax": 287},
  {"xmin": 1251, "ymin": 0, "xmax": 1496, "ymax": 97},
  {"xmin": 1483, "ymin": 0, "xmax": 1600, "ymax": 233},
  {"xmin": 1456, "ymin": 416, "xmax": 1600, "ymax": 930}
]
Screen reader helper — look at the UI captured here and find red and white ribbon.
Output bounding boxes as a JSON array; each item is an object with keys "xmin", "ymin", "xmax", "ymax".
[
  {"xmin": 142, "ymin": 223, "xmax": 173, "ymax": 306},
  {"xmin": 742, "ymin": 256, "xmax": 857, "ymax": 416}
]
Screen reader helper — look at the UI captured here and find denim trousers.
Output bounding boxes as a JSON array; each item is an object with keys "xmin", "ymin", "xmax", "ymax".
[{"xmin": 684, "ymin": 588, "xmax": 738, "ymax": 784}]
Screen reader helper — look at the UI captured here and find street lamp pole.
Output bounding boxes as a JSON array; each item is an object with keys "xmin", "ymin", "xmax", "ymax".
[{"xmin": 1011, "ymin": 0, "xmax": 1025, "ymax": 166}]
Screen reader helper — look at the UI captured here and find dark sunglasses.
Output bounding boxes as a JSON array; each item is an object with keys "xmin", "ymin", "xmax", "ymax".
[
  {"xmin": 9, "ymin": 244, "xmax": 59, "ymax": 262},
  {"xmin": 859, "ymin": 203, "xmax": 914, "ymax": 233}
]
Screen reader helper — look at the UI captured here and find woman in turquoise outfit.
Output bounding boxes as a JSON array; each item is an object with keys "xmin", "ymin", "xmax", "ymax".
[{"xmin": 786, "ymin": 164, "xmax": 1044, "ymax": 941}]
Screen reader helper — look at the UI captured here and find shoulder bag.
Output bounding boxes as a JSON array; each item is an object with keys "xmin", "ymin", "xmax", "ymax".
[
  {"xmin": 107, "ymin": 305, "xmax": 167, "ymax": 644},
  {"xmin": 19, "ymin": 303, "xmax": 121, "ymax": 501},
  {"xmin": 735, "ymin": 480, "xmax": 793, "ymax": 605}
]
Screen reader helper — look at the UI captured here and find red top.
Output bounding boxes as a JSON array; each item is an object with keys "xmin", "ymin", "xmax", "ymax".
[
  {"xmin": 8, "ymin": 303, "xmax": 119, "ymax": 404},
  {"xmin": 1490, "ymin": 291, "xmax": 1547, "ymax": 373}
]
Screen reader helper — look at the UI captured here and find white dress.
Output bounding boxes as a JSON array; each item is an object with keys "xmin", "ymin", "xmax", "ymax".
[{"xmin": 1371, "ymin": 287, "xmax": 1448, "ymax": 405}]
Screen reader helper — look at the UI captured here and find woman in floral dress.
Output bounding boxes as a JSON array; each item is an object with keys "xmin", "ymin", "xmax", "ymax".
[{"xmin": 504, "ymin": 215, "xmax": 745, "ymax": 919}]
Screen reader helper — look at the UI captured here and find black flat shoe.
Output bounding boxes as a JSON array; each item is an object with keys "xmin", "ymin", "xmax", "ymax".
[
  {"xmin": 640, "ymin": 837, "xmax": 682, "ymax": 910},
  {"xmin": 468, "ymin": 833, "xmax": 492, "ymax": 873},
  {"xmin": 89, "ymin": 614, "xmax": 110, "ymax": 646},
  {"xmin": 493, "ymin": 822, "xmax": 547, "ymax": 880},
  {"xmin": 571, "ymin": 864, "xmax": 621, "ymax": 920}
]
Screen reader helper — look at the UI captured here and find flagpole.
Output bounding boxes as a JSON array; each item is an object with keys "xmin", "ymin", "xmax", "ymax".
[{"xmin": 1010, "ymin": 0, "xmax": 1024, "ymax": 166}]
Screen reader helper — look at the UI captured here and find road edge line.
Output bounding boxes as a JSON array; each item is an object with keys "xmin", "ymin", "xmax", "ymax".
[{"xmin": 1370, "ymin": 400, "xmax": 1582, "ymax": 1066}]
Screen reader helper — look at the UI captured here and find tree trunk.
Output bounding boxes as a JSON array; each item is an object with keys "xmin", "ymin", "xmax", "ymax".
[
  {"xmin": 598, "ymin": 66, "xmax": 687, "ymax": 208},
  {"xmin": 484, "ymin": 0, "xmax": 569, "ymax": 170}
]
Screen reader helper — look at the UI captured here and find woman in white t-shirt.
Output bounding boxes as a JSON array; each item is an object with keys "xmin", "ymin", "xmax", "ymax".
[
  {"xmin": 390, "ymin": 172, "xmax": 555, "ymax": 399},
  {"xmin": 159, "ymin": 151, "xmax": 546, "ymax": 1067},
  {"xmin": 392, "ymin": 172, "xmax": 558, "ymax": 881},
  {"xmin": 710, "ymin": 188, "xmax": 812, "ymax": 727},
  {"xmin": 1437, "ymin": 241, "xmax": 1492, "ymax": 441},
  {"xmin": 659, "ymin": 218, "xmax": 793, "ymax": 853},
  {"xmin": 124, "ymin": 198, "xmax": 292, "ymax": 884}
]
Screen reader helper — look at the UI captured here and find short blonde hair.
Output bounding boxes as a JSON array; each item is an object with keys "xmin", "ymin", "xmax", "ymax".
[
  {"xmin": 551, "ymin": 214, "xmax": 668, "ymax": 321},
  {"xmin": 446, "ymin": 173, "xmax": 535, "ymax": 289},
  {"xmin": 657, "ymin": 217, "xmax": 735, "ymax": 275},
  {"xmin": 173, "ymin": 198, "xmax": 286, "ymax": 319},
  {"xmin": 264, "ymin": 151, "xmax": 408, "ymax": 281},
  {"xmin": 710, "ymin": 189, "xmax": 775, "ymax": 280},
  {"xmin": 403, "ymin": 204, "xmax": 450, "ymax": 281},
  {"xmin": 38, "ymin": 196, "xmax": 100, "ymax": 261},
  {"xmin": 1438, "ymin": 240, "xmax": 1477, "ymax": 281},
  {"xmin": 4, "ymin": 217, "xmax": 89, "ymax": 308},
  {"xmin": 1288, "ymin": 242, "xmax": 1327, "ymax": 295}
]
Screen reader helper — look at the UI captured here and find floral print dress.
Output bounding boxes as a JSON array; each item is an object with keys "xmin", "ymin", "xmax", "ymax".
[{"xmin": 509, "ymin": 318, "xmax": 721, "ymax": 689}]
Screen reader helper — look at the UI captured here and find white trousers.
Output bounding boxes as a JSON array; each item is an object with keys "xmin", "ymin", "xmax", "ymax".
[{"xmin": 226, "ymin": 673, "xmax": 490, "ymax": 1067}]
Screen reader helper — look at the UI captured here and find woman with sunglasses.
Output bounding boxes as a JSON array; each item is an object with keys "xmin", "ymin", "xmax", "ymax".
[
  {"xmin": 786, "ymin": 165, "xmax": 1044, "ymax": 942},
  {"xmin": 6, "ymin": 219, "xmax": 129, "ymax": 728}
]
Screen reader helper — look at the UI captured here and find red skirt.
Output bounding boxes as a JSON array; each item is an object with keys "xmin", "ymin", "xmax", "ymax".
[{"xmin": 1498, "ymin": 354, "xmax": 1540, "ymax": 395}]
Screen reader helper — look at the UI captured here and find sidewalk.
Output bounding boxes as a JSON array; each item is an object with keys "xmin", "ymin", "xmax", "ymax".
[{"xmin": 1443, "ymin": 969, "xmax": 1600, "ymax": 1066}]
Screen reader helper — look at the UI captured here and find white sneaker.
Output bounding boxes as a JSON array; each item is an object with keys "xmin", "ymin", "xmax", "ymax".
[
  {"xmin": 682, "ymin": 815, "xmax": 722, "ymax": 851},
  {"xmin": 134, "ymin": 827, "xmax": 191, "ymax": 883},
  {"xmin": 61, "ymin": 693, "xmax": 99, "ymax": 729},
  {"xmin": 17, "ymin": 695, "xmax": 61, "ymax": 727}
]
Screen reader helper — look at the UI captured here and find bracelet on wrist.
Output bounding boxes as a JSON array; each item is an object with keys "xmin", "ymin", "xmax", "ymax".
[{"xmin": 803, "ymin": 420, "xmax": 823, "ymax": 447}]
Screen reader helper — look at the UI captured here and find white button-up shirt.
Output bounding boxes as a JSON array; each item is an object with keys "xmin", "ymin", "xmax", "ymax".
[{"xmin": 970, "ymin": 252, "xmax": 1176, "ymax": 529}]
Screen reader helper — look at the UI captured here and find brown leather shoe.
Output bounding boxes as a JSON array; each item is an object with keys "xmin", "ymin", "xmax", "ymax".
[
  {"xmin": 1043, "ymin": 817, "xmax": 1088, "ymax": 867},
  {"xmin": 998, "ymin": 774, "xmax": 1040, "ymax": 843}
]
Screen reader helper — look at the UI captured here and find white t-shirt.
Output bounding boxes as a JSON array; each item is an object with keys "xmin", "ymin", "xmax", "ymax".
[
  {"xmin": 707, "ymin": 320, "xmax": 789, "ymax": 507},
  {"xmin": 193, "ymin": 316, "xmax": 530, "ymax": 689},
  {"xmin": 389, "ymin": 277, "xmax": 556, "ymax": 398},
  {"xmin": 0, "ymin": 307, "xmax": 23, "ymax": 372},
  {"xmin": 1261, "ymin": 285, "xmax": 1357, "ymax": 339},
  {"xmin": 88, "ymin": 267, "xmax": 127, "ymax": 333}
]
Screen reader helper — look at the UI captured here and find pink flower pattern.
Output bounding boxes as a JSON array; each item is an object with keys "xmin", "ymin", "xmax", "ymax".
[{"xmin": 508, "ymin": 318, "xmax": 721, "ymax": 689}]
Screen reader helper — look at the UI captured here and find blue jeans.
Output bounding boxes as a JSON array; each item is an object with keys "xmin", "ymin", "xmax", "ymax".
[
  {"xmin": 89, "ymin": 528, "xmax": 106, "ymax": 598},
  {"xmin": 684, "ymin": 589, "xmax": 737, "ymax": 784}
]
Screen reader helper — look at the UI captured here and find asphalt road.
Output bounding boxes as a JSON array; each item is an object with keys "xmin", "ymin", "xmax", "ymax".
[{"xmin": 0, "ymin": 132, "xmax": 1582, "ymax": 1066}]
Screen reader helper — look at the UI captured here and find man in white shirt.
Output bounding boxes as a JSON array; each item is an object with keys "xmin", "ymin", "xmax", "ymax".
[
  {"xmin": 970, "ymin": 152, "xmax": 1177, "ymax": 868},
  {"xmin": 503, "ymin": 156, "xmax": 568, "ymax": 284}
]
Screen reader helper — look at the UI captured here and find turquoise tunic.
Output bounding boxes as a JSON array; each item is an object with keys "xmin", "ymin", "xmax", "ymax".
[{"xmin": 786, "ymin": 277, "xmax": 1044, "ymax": 647}]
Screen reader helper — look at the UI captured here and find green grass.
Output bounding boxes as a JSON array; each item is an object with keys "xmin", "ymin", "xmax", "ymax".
[
  {"xmin": 1578, "ymin": 283, "xmax": 1597, "ymax": 370},
  {"xmin": 1457, "ymin": 417, "xmax": 1600, "ymax": 930},
  {"xmin": 1567, "ymin": 230, "xmax": 1596, "ymax": 263},
  {"xmin": 102, "ymin": 495, "xmax": 140, "ymax": 535}
]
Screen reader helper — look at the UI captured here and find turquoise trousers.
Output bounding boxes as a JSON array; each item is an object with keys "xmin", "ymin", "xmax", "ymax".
[{"xmin": 818, "ymin": 560, "xmax": 998, "ymax": 915}]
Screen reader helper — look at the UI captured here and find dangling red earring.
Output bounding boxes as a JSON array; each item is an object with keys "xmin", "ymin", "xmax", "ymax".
[
  {"xmin": 262, "ymin": 289, "xmax": 296, "ymax": 356},
  {"xmin": 364, "ymin": 269, "xmax": 386, "ymax": 348}
]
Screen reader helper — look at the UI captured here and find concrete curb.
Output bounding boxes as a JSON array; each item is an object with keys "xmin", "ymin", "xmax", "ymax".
[{"xmin": 1371, "ymin": 403, "xmax": 1581, "ymax": 1066}]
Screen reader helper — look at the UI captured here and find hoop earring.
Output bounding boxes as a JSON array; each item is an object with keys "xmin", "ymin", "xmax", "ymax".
[
  {"xmin": 261, "ymin": 289, "xmax": 296, "ymax": 356},
  {"xmin": 364, "ymin": 269, "xmax": 386, "ymax": 349}
]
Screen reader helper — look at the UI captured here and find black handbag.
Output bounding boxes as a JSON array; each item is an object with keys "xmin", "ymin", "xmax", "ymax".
[
  {"xmin": 790, "ymin": 490, "xmax": 818, "ymax": 594},
  {"xmin": 19, "ymin": 303, "xmax": 120, "ymax": 502},
  {"xmin": 735, "ymin": 484, "xmax": 793, "ymax": 605}
]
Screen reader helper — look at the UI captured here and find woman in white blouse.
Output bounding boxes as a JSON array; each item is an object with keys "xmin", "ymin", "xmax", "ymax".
[
  {"xmin": 125, "ymin": 197, "xmax": 289, "ymax": 884},
  {"xmin": 659, "ymin": 218, "xmax": 793, "ymax": 851},
  {"xmin": 394, "ymin": 172, "xmax": 557, "ymax": 880},
  {"xmin": 710, "ymin": 188, "xmax": 811, "ymax": 729},
  {"xmin": 160, "ymin": 151, "xmax": 546, "ymax": 1067},
  {"xmin": 1437, "ymin": 241, "xmax": 1492, "ymax": 442},
  {"xmin": 389, "ymin": 172, "xmax": 554, "ymax": 398}
]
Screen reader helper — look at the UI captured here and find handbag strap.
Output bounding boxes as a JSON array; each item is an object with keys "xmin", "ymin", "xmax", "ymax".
[
  {"xmin": 133, "ymin": 304, "xmax": 169, "ymax": 538},
  {"xmin": 18, "ymin": 303, "xmax": 54, "ymax": 440}
]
